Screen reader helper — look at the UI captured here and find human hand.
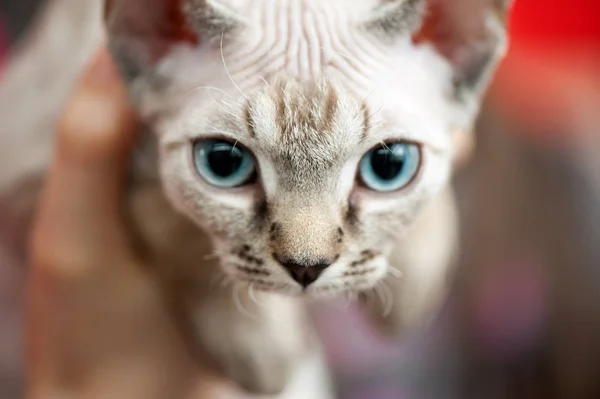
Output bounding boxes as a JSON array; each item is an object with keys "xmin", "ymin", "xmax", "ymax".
[{"xmin": 25, "ymin": 48, "xmax": 236, "ymax": 399}]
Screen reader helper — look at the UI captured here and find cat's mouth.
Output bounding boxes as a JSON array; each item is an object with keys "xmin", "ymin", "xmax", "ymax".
[{"xmin": 224, "ymin": 249, "xmax": 389, "ymax": 297}]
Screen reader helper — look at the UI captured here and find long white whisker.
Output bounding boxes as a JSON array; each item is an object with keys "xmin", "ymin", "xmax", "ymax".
[
  {"xmin": 210, "ymin": 267, "xmax": 231, "ymax": 290},
  {"xmin": 258, "ymin": 76, "xmax": 270, "ymax": 88},
  {"xmin": 387, "ymin": 266, "xmax": 403, "ymax": 279},
  {"xmin": 187, "ymin": 85, "xmax": 238, "ymax": 100},
  {"xmin": 380, "ymin": 281, "xmax": 394, "ymax": 317},
  {"xmin": 206, "ymin": 88, "xmax": 245, "ymax": 122},
  {"xmin": 373, "ymin": 283, "xmax": 386, "ymax": 316},
  {"xmin": 232, "ymin": 284, "xmax": 257, "ymax": 319},
  {"xmin": 369, "ymin": 99, "xmax": 384, "ymax": 121},
  {"xmin": 248, "ymin": 283, "xmax": 262, "ymax": 308},
  {"xmin": 221, "ymin": 31, "xmax": 249, "ymax": 101},
  {"xmin": 221, "ymin": 100, "xmax": 234, "ymax": 108},
  {"xmin": 362, "ymin": 90, "xmax": 375, "ymax": 104},
  {"xmin": 380, "ymin": 141, "xmax": 391, "ymax": 151},
  {"xmin": 203, "ymin": 250, "xmax": 220, "ymax": 261}
]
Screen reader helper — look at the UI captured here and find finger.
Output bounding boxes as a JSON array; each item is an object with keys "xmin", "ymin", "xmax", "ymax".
[{"xmin": 32, "ymin": 48, "xmax": 139, "ymax": 265}]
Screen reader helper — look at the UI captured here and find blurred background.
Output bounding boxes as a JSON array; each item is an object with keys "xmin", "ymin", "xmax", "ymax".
[{"xmin": 0, "ymin": 0, "xmax": 599, "ymax": 398}]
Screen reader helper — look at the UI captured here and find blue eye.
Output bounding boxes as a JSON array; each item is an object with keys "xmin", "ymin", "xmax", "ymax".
[
  {"xmin": 359, "ymin": 142, "xmax": 421, "ymax": 192},
  {"xmin": 193, "ymin": 140, "xmax": 256, "ymax": 188}
]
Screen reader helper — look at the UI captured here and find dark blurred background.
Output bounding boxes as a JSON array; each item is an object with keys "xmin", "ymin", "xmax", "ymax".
[
  {"xmin": 0, "ymin": 0, "xmax": 42, "ymax": 49},
  {"xmin": 1, "ymin": 1, "xmax": 599, "ymax": 399}
]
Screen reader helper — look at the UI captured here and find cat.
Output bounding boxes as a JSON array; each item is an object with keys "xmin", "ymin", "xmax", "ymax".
[{"xmin": 0, "ymin": 0, "xmax": 514, "ymax": 396}]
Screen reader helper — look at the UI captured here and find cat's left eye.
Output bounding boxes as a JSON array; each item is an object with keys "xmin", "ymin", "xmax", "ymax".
[
  {"xmin": 193, "ymin": 140, "xmax": 256, "ymax": 188},
  {"xmin": 358, "ymin": 142, "xmax": 421, "ymax": 192}
]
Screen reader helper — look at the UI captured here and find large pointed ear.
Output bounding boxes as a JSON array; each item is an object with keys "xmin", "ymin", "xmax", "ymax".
[
  {"xmin": 365, "ymin": 0, "xmax": 514, "ymax": 131},
  {"xmin": 104, "ymin": 0, "xmax": 243, "ymax": 85},
  {"xmin": 414, "ymin": 0, "xmax": 514, "ymax": 104},
  {"xmin": 420, "ymin": 0, "xmax": 514, "ymax": 168}
]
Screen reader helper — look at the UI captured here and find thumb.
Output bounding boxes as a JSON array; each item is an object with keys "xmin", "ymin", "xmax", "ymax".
[{"xmin": 32, "ymin": 48, "xmax": 139, "ymax": 267}]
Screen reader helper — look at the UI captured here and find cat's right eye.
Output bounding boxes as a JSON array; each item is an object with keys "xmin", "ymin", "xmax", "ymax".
[{"xmin": 193, "ymin": 140, "xmax": 257, "ymax": 188}]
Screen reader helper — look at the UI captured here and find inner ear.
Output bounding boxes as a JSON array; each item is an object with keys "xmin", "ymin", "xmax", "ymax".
[
  {"xmin": 413, "ymin": 0, "xmax": 514, "ymax": 99},
  {"xmin": 105, "ymin": 0, "xmax": 242, "ymax": 84},
  {"xmin": 105, "ymin": 0, "xmax": 199, "ymax": 83}
]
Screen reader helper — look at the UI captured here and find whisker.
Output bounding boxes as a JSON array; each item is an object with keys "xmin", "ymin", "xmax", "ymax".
[
  {"xmin": 379, "ymin": 280, "xmax": 394, "ymax": 317},
  {"xmin": 258, "ymin": 76, "xmax": 271, "ymax": 88},
  {"xmin": 187, "ymin": 85, "xmax": 238, "ymax": 100},
  {"xmin": 232, "ymin": 283, "xmax": 258, "ymax": 319},
  {"xmin": 373, "ymin": 282, "xmax": 386, "ymax": 316},
  {"xmin": 206, "ymin": 89, "xmax": 245, "ymax": 122},
  {"xmin": 369, "ymin": 99, "xmax": 384, "ymax": 121},
  {"xmin": 221, "ymin": 99, "xmax": 235, "ymax": 108},
  {"xmin": 221, "ymin": 31, "xmax": 249, "ymax": 101},
  {"xmin": 387, "ymin": 266, "xmax": 403, "ymax": 279},
  {"xmin": 359, "ymin": 288, "xmax": 376, "ymax": 313},
  {"xmin": 210, "ymin": 268, "xmax": 232, "ymax": 290},
  {"xmin": 203, "ymin": 251, "xmax": 220, "ymax": 261},
  {"xmin": 248, "ymin": 283, "xmax": 263, "ymax": 307},
  {"xmin": 362, "ymin": 89, "xmax": 375, "ymax": 104}
]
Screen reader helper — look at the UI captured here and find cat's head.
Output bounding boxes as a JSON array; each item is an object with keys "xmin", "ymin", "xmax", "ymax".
[{"xmin": 106, "ymin": 0, "xmax": 513, "ymax": 296}]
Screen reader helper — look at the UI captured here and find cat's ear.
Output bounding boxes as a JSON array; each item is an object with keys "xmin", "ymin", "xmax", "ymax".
[
  {"xmin": 104, "ymin": 0, "xmax": 244, "ymax": 84},
  {"xmin": 414, "ymin": 0, "xmax": 514, "ymax": 102},
  {"xmin": 363, "ymin": 0, "xmax": 427, "ymax": 35},
  {"xmin": 366, "ymin": 0, "xmax": 514, "ymax": 128}
]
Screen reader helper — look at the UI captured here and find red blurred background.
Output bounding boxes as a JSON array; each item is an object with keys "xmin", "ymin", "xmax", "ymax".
[
  {"xmin": 511, "ymin": 0, "xmax": 600, "ymax": 46},
  {"xmin": 494, "ymin": 0, "xmax": 600, "ymax": 144}
]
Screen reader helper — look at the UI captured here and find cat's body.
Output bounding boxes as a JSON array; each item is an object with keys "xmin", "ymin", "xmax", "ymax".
[{"xmin": 0, "ymin": 0, "xmax": 513, "ymax": 396}]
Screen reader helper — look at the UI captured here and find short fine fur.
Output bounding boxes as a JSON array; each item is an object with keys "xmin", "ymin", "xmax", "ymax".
[{"xmin": 0, "ymin": 0, "xmax": 513, "ymax": 396}]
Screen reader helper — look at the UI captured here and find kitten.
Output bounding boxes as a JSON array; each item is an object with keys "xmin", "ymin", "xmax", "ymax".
[{"xmin": 0, "ymin": 0, "xmax": 513, "ymax": 396}]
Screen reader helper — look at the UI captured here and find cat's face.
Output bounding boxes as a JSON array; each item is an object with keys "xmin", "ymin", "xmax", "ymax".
[
  {"xmin": 157, "ymin": 72, "xmax": 452, "ymax": 296},
  {"xmin": 107, "ymin": 0, "xmax": 512, "ymax": 296}
]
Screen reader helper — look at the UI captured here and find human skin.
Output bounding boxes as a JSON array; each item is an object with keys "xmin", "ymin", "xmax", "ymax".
[{"xmin": 25, "ymin": 47, "xmax": 245, "ymax": 399}]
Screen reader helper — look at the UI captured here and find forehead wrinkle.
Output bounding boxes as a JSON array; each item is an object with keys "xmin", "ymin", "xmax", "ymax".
[{"xmin": 244, "ymin": 97, "xmax": 258, "ymax": 138}]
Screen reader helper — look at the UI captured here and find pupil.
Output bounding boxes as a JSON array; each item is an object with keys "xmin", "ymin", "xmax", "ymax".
[
  {"xmin": 208, "ymin": 144, "xmax": 243, "ymax": 178},
  {"xmin": 371, "ymin": 146, "xmax": 405, "ymax": 180}
]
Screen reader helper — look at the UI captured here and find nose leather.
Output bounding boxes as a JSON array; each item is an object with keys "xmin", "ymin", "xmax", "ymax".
[{"xmin": 276, "ymin": 256, "xmax": 331, "ymax": 287}]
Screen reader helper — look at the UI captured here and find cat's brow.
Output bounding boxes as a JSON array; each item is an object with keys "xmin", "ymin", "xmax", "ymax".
[
  {"xmin": 274, "ymin": 80, "xmax": 342, "ymax": 139},
  {"xmin": 360, "ymin": 100, "xmax": 370, "ymax": 140},
  {"xmin": 322, "ymin": 87, "xmax": 339, "ymax": 134},
  {"xmin": 244, "ymin": 100, "xmax": 258, "ymax": 138}
]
